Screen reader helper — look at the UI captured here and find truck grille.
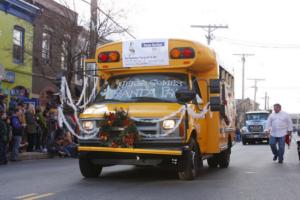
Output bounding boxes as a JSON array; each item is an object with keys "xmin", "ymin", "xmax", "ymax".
[
  {"xmin": 248, "ymin": 125, "xmax": 263, "ymax": 132},
  {"xmin": 134, "ymin": 121, "xmax": 160, "ymax": 136}
]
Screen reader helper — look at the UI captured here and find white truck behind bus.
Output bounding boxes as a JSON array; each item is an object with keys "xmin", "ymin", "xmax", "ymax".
[{"xmin": 241, "ymin": 111, "xmax": 270, "ymax": 145}]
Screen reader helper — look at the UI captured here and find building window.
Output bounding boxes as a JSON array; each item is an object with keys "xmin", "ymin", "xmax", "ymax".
[
  {"xmin": 13, "ymin": 26, "xmax": 25, "ymax": 63},
  {"xmin": 42, "ymin": 32, "xmax": 51, "ymax": 64}
]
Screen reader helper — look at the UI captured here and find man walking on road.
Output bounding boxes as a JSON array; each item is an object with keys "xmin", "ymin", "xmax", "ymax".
[{"xmin": 265, "ymin": 103, "xmax": 293, "ymax": 163}]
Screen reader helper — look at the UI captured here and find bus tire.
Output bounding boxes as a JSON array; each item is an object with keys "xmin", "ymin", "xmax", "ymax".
[
  {"xmin": 218, "ymin": 149, "xmax": 231, "ymax": 168},
  {"xmin": 207, "ymin": 157, "xmax": 218, "ymax": 168},
  {"xmin": 79, "ymin": 157, "xmax": 102, "ymax": 178},
  {"xmin": 178, "ymin": 137, "xmax": 200, "ymax": 180}
]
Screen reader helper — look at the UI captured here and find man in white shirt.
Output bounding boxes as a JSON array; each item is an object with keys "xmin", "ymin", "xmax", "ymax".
[{"xmin": 265, "ymin": 103, "xmax": 293, "ymax": 163}]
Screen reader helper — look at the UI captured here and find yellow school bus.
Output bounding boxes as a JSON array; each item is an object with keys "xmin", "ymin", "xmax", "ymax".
[{"xmin": 78, "ymin": 39, "xmax": 236, "ymax": 180}]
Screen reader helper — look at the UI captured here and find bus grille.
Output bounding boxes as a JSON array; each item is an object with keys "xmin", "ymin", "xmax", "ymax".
[{"xmin": 134, "ymin": 121, "xmax": 159, "ymax": 136}]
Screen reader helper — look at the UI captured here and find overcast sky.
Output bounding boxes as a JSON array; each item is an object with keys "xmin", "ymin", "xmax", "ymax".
[{"xmin": 64, "ymin": 0, "xmax": 300, "ymax": 113}]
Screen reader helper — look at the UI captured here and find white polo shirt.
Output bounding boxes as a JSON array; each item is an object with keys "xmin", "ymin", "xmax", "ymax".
[{"xmin": 266, "ymin": 111, "xmax": 293, "ymax": 137}]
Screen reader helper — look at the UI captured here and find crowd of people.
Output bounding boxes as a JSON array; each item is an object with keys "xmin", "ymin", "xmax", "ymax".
[{"xmin": 0, "ymin": 94, "xmax": 78, "ymax": 165}]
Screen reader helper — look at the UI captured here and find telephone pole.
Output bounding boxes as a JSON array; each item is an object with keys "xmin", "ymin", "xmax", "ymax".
[
  {"xmin": 233, "ymin": 53, "xmax": 254, "ymax": 100},
  {"xmin": 190, "ymin": 24, "xmax": 228, "ymax": 45},
  {"xmin": 264, "ymin": 92, "xmax": 269, "ymax": 110},
  {"xmin": 248, "ymin": 78, "xmax": 265, "ymax": 110}
]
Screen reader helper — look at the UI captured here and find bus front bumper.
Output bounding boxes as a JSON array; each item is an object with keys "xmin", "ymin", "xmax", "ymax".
[{"xmin": 78, "ymin": 145, "xmax": 186, "ymax": 166}]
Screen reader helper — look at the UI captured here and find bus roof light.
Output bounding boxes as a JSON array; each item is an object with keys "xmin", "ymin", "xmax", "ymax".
[
  {"xmin": 98, "ymin": 51, "xmax": 120, "ymax": 63},
  {"xmin": 170, "ymin": 48, "xmax": 181, "ymax": 58},
  {"xmin": 98, "ymin": 53, "xmax": 109, "ymax": 62},
  {"xmin": 109, "ymin": 51, "xmax": 120, "ymax": 62},
  {"xmin": 182, "ymin": 48, "xmax": 194, "ymax": 58},
  {"xmin": 170, "ymin": 47, "xmax": 195, "ymax": 59}
]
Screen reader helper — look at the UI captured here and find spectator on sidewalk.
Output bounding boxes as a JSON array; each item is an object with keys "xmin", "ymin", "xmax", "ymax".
[
  {"xmin": 0, "ymin": 108, "xmax": 9, "ymax": 165},
  {"xmin": 235, "ymin": 128, "xmax": 241, "ymax": 142},
  {"xmin": 58, "ymin": 131, "xmax": 78, "ymax": 158},
  {"xmin": 8, "ymin": 96, "xmax": 17, "ymax": 114},
  {"xmin": 0, "ymin": 93, "xmax": 7, "ymax": 113},
  {"xmin": 25, "ymin": 104, "xmax": 38, "ymax": 152},
  {"xmin": 17, "ymin": 102, "xmax": 27, "ymax": 152},
  {"xmin": 36, "ymin": 106, "xmax": 48, "ymax": 152},
  {"xmin": 10, "ymin": 108, "xmax": 23, "ymax": 161}
]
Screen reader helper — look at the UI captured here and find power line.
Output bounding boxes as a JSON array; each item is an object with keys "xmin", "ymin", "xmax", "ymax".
[
  {"xmin": 216, "ymin": 36, "xmax": 300, "ymax": 49},
  {"xmin": 191, "ymin": 24, "xmax": 228, "ymax": 45},
  {"xmin": 80, "ymin": 0, "xmax": 136, "ymax": 39}
]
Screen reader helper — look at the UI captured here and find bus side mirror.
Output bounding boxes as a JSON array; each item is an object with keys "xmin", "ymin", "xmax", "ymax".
[
  {"xmin": 209, "ymin": 79, "xmax": 220, "ymax": 94},
  {"xmin": 210, "ymin": 96, "xmax": 222, "ymax": 111},
  {"xmin": 175, "ymin": 89, "xmax": 196, "ymax": 104}
]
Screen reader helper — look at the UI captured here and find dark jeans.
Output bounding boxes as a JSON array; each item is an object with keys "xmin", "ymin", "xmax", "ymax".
[
  {"xmin": 27, "ymin": 133, "xmax": 37, "ymax": 152},
  {"xmin": 0, "ymin": 140, "xmax": 8, "ymax": 163},
  {"xmin": 63, "ymin": 143, "xmax": 78, "ymax": 158}
]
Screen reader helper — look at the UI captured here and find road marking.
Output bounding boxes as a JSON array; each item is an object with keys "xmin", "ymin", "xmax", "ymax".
[
  {"xmin": 15, "ymin": 194, "xmax": 37, "ymax": 199},
  {"xmin": 15, "ymin": 193, "xmax": 55, "ymax": 200},
  {"xmin": 245, "ymin": 171, "xmax": 256, "ymax": 174}
]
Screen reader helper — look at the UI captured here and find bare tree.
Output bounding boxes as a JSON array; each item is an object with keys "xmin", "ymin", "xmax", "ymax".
[{"xmin": 31, "ymin": 0, "xmax": 129, "ymax": 93}]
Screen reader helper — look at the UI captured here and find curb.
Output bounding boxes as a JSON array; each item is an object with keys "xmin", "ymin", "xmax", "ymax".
[{"xmin": 10, "ymin": 152, "xmax": 50, "ymax": 161}]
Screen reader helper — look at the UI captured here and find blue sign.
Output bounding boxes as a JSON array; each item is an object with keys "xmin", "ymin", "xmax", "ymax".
[{"xmin": 3, "ymin": 71, "xmax": 15, "ymax": 83}]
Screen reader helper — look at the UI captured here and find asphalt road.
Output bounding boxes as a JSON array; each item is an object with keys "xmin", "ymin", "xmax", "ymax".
[{"xmin": 1, "ymin": 142, "xmax": 300, "ymax": 200}]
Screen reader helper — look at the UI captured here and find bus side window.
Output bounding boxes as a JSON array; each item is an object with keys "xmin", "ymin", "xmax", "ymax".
[{"xmin": 192, "ymin": 76, "xmax": 203, "ymax": 105}]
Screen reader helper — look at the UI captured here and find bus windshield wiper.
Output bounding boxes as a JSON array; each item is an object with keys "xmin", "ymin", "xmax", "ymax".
[
  {"xmin": 95, "ymin": 98, "xmax": 124, "ymax": 103},
  {"xmin": 131, "ymin": 97, "xmax": 174, "ymax": 103}
]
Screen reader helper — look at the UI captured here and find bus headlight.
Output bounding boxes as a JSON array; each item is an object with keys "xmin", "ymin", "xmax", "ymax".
[
  {"xmin": 82, "ymin": 121, "xmax": 95, "ymax": 130},
  {"xmin": 162, "ymin": 120, "xmax": 176, "ymax": 130}
]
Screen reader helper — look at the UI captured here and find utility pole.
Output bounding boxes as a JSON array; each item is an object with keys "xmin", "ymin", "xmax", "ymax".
[
  {"xmin": 248, "ymin": 78, "xmax": 265, "ymax": 110},
  {"xmin": 190, "ymin": 24, "xmax": 228, "ymax": 45},
  {"xmin": 233, "ymin": 53, "xmax": 254, "ymax": 100},
  {"xmin": 89, "ymin": 0, "xmax": 98, "ymax": 58},
  {"xmin": 263, "ymin": 92, "xmax": 270, "ymax": 110}
]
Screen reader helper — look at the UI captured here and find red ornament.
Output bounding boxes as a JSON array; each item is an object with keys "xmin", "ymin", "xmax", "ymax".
[
  {"xmin": 99, "ymin": 132, "xmax": 108, "ymax": 141},
  {"xmin": 111, "ymin": 141, "xmax": 119, "ymax": 148}
]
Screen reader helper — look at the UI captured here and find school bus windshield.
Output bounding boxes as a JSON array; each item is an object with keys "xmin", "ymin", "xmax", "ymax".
[{"xmin": 95, "ymin": 73, "xmax": 188, "ymax": 103}]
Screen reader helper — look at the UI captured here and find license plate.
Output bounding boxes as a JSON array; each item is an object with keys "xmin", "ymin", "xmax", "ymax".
[{"xmin": 254, "ymin": 135, "xmax": 259, "ymax": 138}]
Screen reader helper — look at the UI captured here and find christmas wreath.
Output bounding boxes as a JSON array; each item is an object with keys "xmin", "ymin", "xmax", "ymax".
[{"xmin": 99, "ymin": 108, "xmax": 139, "ymax": 148}]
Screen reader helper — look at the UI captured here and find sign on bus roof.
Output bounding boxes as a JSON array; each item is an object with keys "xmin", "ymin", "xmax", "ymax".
[{"xmin": 122, "ymin": 39, "xmax": 169, "ymax": 67}]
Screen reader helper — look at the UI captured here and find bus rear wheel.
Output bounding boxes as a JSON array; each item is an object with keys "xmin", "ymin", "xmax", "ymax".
[
  {"xmin": 218, "ymin": 149, "xmax": 231, "ymax": 168},
  {"xmin": 207, "ymin": 157, "xmax": 218, "ymax": 168},
  {"xmin": 79, "ymin": 157, "xmax": 102, "ymax": 178},
  {"xmin": 178, "ymin": 138, "xmax": 201, "ymax": 180}
]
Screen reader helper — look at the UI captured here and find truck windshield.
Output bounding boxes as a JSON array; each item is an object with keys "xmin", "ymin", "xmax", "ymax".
[
  {"xmin": 246, "ymin": 113, "xmax": 269, "ymax": 121},
  {"xmin": 95, "ymin": 73, "xmax": 188, "ymax": 103}
]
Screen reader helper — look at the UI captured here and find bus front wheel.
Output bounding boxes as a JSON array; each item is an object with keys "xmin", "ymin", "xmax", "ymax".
[
  {"xmin": 178, "ymin": 138, "xmax": 200, "ymax": 180},
  {"xmin": 79, "ymin": 157, "xmax": 102, "ymax": 178}
]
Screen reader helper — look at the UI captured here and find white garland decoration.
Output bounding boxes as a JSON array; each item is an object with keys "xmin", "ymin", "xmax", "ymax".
[
  {"xmin": 78, "ymin": 77, "xmax": 99, "ymax": 109},
  {"xmin": 58, "ymin": 106, "xmax": 98, "ymax": 140},
  {"xmin": 58, "ymin": 76, "xmax": 99, "ymax": 139},
  {"xmin": 58, "ymin": 75, "xmax": 212, "ymax": 140},
  {"xmin": 130, "ymin": 105, "xmax": 186, "ymax": 123},
  {"xmin": 135, "ymin": 103, "xmax": 211, "ymax": 138},
  {"xmin": 75, "ymin": 77, "xmax": 88, "ymax": 106}
]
